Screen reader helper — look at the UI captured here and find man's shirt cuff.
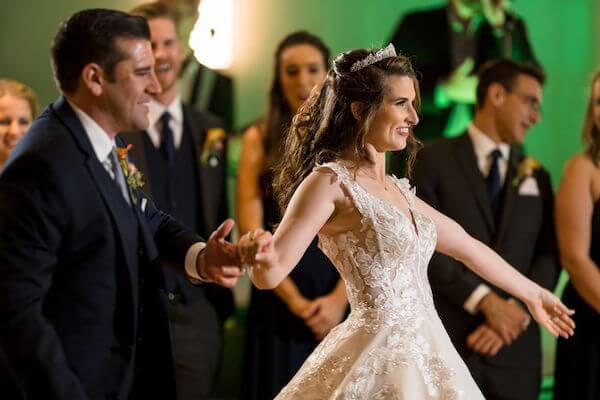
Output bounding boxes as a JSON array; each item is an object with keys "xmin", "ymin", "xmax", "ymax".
[
  {"xmin": 185, "ymin": 242, "xmax": 207, "ymax": 282},
  {"xmin": 463, "ymin": 284, "xmax": 491, "ymax": 314}
]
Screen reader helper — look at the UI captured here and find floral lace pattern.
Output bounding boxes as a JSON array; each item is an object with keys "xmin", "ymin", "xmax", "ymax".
[{"xmin": 276, "ymin": 162, "xmax": 483, "ymax": 400}]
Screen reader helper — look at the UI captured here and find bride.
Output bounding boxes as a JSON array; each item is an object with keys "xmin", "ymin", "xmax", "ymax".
[{"xmin": 237, "ymin": 44, "xmax": 575, "ymax": 399}]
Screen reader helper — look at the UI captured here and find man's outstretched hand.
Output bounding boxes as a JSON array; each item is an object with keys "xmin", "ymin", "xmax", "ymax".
[{"xmin": 197, "ymin": 219, "xmax": 243, "ymax": 288}]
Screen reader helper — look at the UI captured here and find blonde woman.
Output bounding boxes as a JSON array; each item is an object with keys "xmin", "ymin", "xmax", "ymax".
[
  {"xmin": 0, "ymin": 79, "xmax": 38, "ymax": 170},
  {"xmin": 553, "ymin": 71, "xmax": 600, "ymax": 399}
]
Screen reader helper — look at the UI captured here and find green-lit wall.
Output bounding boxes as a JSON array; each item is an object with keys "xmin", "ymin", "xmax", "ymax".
[{"xmin": 2, "ymin": 1, "xmax": 598, "ymax": 181}]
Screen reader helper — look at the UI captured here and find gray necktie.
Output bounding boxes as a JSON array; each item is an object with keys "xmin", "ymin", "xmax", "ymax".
[{"xmin": 104, "ymin": 148, "xmax": 131, "ymax": 206}]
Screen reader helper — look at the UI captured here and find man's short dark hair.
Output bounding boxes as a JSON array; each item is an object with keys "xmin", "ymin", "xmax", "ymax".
[
  {"xmin": 51, "ymin": 9, "xmax": 151, "ymax": 94},
  {"xmin": 476, "ymin": 59, "xmax": 546, "ymax": 108},
  {"xmin": 129, "ymin": 1, "xmax": 179, "ymax": 25}
]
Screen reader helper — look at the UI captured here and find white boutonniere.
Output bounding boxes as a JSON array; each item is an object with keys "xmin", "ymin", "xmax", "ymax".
[
  {"xmin": 201, "ymin": 128, "xmax": 226, "ymax": 167},
  {"xmin": 511, "ymin": 157, "xmax": 541, "ymax": 188},
  {"xmin": 116, "ymin": 144, "xmax": 144, "ymax": 204}
]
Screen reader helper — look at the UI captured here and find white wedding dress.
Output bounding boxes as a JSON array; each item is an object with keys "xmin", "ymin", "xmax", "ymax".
[{"xmin": 275, "ymin": 162, "xmax": 485, "ymax": 400}]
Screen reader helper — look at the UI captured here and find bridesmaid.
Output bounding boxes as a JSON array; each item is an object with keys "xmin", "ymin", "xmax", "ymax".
[{"xmin": 553, "ymin": 71, "xmax": 600, "ymax": 400}]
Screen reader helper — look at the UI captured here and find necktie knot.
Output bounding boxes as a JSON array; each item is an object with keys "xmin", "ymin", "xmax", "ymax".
[{"xmin": 489, "ymin": 148, "xmax": 502, "ymax": 162}]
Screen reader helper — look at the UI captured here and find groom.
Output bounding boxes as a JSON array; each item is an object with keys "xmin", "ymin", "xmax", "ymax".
[{"xmin": 0, "ymin": 9, "xmax": 243, "ymax": 400}]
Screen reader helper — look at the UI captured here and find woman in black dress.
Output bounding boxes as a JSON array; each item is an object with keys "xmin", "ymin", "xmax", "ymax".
[
  {"xmin": 554, "ymin": 71, "xmax": 600, "ymax": 400},
  {"xmin": 237, "ymin": 32, "xmax": 347, "ymax": 400}
]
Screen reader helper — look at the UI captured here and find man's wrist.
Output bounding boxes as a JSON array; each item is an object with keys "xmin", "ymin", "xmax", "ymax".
[
  {"xmin": 478, "ymin": 291, "xmax": 500, "ymax": 315},
  {"xmin": 184, "ymin": 242, "xmax": 209, "ymax": 283},
  {"xmin": 195, "ymin": 251, "xmax": 211, "ymax": 282}
]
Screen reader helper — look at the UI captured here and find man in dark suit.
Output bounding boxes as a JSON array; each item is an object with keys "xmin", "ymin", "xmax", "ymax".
[
  {"xmin": 180, "ymin": 58, "xmax": 235, "ymax": 132},
  {"xmin": 123, "ymin": 3, "xmax": 232, "ymax": 399},
  {"xmin": 389, "ymin": 0, "xmax": 537, "ymax": 174},
  {"xmin": 413, "ymin": 60, "xmax": 560, "ymax": 399},
  {"xmin": 0, "ymin": 9, "xmax": 243, "ymax": 400}
]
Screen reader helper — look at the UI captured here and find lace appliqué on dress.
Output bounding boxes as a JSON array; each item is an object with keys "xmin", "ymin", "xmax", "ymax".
[{"xmin": 276, "ymin": 162, "xmax": 473, "ymax": 399}]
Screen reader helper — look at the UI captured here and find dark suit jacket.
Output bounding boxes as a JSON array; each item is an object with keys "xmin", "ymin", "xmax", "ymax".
[
  {"xmin": 0, "ymin": 97, "xmax": 202, "ymax": 399},
  {"xmin": 389, "ymin": 6, "xmax": 537, "ymax": 143},
  {"xmin": 182, "ymin": 58, "xmax": 235, "ymax": 132},
  {"xmin": 413, "ymin": 133, "xmax": 560, "ymax": 369},
  {"xmin": 120, "ymin": 104, "xmax": 233, "ymax": 321}
]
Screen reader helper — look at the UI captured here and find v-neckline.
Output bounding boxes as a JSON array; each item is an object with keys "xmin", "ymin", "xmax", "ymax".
[
  {"xmin": 336, "ymin": 162, "xmax": 420, "ymax": 238},
  {"xmin": 363, "ymin": 180, "xmax": 420, "ymax": 239}
]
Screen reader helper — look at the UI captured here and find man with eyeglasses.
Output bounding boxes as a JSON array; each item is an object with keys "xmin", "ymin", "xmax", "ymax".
[{"xmin": 413, "ymin": 59, "xmax": 560, "ymax": 400}]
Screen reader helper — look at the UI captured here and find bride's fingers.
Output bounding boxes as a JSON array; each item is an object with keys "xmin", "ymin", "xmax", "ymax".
[
  {"xmin": 255, "ymin": 250, "xmax": 275, "ymax": 264},
  {"xmin": 554, "ymin": 302, "xmax": 575, "ymax": 316},
  {"xmin": 540, "ymin": 315, "xmax": 559, "ymax": 337},
  {"xmin": 556, "ymin": 312, "xmax": 576, "ymax": 330},
  {"xmin": 552, "ymin": 316, "xmax": 574, "ymax": 338}
]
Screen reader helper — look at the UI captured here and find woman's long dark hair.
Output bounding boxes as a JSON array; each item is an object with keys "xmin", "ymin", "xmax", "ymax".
[
  {"xmin": 262, "ymin": 31, "xmax": 330, "ymax": 177},
  {"xmin": 273, "ymin": 47, "xmax": 422, "ymax": 213}
]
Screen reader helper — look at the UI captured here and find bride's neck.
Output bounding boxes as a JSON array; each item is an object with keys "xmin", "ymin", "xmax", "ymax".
[{"xmin": 341, "ymin": 146, "xmax": 387, "ymax": 183}]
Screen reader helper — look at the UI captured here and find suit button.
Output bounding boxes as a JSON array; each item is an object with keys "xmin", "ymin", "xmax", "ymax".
[
  {"xmin": 138, "ymin": 249, "xmax": 143, "ymax": 256},
  {"xmin": 168, "ymin": 292, "xmax": 175, "ymax": 301}
]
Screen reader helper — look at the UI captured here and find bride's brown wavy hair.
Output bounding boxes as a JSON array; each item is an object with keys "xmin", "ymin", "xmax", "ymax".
[{"xmin": 273, "ymin": 48, "xmax": 422, "ymax": 213}]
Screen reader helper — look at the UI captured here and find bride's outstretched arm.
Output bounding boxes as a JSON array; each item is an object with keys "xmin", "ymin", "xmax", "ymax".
[
  {"xmin": 414, "ymin": 196, "xmax": 575, "ymax": 338},
  {"xmin": 238, "ymin": 170, "xmax": 340, "ymax": 289}
]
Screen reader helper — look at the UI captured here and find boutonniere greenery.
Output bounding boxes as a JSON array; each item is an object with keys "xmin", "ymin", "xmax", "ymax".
[
  {"xmin": 511, "ymin": 157, "xmax": 541, "ymax": 187},
  {"xmin": 116, "ymin": 144, "xmax": 145, "ymax": 191},
  {"xmin": 201, "ymin": 128, "xmax": 226, "ymax": 167}
]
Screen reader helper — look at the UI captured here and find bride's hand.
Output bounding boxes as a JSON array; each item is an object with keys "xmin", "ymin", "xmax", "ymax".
[
  {"xmin": 524, "ymin": 288, "xmax": 575, "ymax": 338},
  {"xmin": 237, "ymin": 228, "xmax": 274, "ymax": 268}
]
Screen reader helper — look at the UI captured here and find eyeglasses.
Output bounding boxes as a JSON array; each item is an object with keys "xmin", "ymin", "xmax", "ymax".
[{"xmin": 510, "ymin": 91, "xmax": 542, "ymax": 114}]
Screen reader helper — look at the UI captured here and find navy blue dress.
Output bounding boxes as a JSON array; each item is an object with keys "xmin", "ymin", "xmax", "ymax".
[{"xmin": 554, "ymin": 201, "xmax": 600, "ymax": 400}]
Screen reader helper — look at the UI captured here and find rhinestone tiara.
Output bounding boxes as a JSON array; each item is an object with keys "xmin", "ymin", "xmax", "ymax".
[{"xmin": 350, "ymin": 43, "xmax": 397, "ymax": 72}]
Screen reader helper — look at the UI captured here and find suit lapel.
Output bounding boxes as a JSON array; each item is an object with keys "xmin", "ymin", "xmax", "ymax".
[
  {"xmin": 183, "ymin": 105, "xmax": 215, "ymax": 231},
  {"xmin": 495, "ymin": 146, "xmax": 522, "ymax": 244},
  {"xmin": 453, "ymin": 133, "xmax": 496, "ymax": 234},
  {"xmin": 52, "ymin": 97, "xmax": 139, "ymax": 302}
]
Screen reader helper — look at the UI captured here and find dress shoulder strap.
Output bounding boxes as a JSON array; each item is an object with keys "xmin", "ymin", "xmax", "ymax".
[
  {"xmin": 390, "ymin": 175, "xmax": 416, "ymax": 209},
  {"xmin": 314, "ymin": 161, "xmax": 372, "ymax": 219}
]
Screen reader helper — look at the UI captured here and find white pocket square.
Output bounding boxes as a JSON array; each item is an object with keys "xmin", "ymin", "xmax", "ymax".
[
  {"xmin": 518, "ymin": 176, "xmax": 539, "ymax": 196},
  {"xmin": 140, "ymin": 198, "xmax": 148, "ymax": 212}
]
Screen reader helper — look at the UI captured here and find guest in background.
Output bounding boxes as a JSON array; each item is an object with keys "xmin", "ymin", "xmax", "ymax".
[
  {"xmin": 553, "ymin": 71, "xmax": 600, "ymax": 400},
  {"xmin": 388, "ymin": 0, "xmax": 537, "ymax": 174},
  {"xmin": 0, "ymin": 79, "xmax": 38, "ymax": 171},
  {"xmin": 237, "ymin": 31, "xmax": 347, "ymax": 400},
  {"xmin": 180, "ymin": 55, "xmax": 235, "ymax": 132},
  {"xmin": 413, "ymin": 60, "xmax": 560, "ymax": 400},
  {"xmin": 122, "ymin": 3, "xmax": 234, "ymax": 399},
  {"xmin": 0, "ymin": 76, "xmax": 36, "ymax": 400}
]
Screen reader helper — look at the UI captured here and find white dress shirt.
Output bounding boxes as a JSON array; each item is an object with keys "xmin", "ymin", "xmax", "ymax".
[
  {"xmin": 146, "ymin": 95, "xmax": 184, "ymax": 150},
  {"xmin": 463, "ymin": 123, "xmax": 510, "ymax": 314},
  {"xmin": 68, "ymin": 100, "xmax": 206, "ymax": 281}
]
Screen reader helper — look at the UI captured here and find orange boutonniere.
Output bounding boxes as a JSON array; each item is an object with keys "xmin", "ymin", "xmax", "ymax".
[
  {"xmin": 512, "ymin": 157, "xmax": 541, "ymax": 187},
  {"xmin": 201, "ymin": 128, "xmax": 226, "ymax": 167},
  {"xmin": 115, "ymin": 144, "xmax": 145, "ymax": 199}
]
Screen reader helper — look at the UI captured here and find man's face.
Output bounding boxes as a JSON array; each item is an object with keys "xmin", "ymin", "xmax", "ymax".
[
  {"xmin": 148, "ymin": 17, "xmax": 184, "ymax": 95},
  {"xmin": 495, "ymin": 74, "xmax": 542, "ymax": 144},
  {"xmin": 102, "ymin": 38, "xmax": 160, "ymax": 132}
]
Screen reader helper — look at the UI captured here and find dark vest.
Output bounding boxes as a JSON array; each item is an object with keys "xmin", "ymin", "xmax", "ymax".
[
  {"xmin": 141, "ymin": 127, "xmax": 200, "ymax": 233},
  {"xmin": 141, "ymin": 125, "xmax": 201, "ymax": 298}
]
